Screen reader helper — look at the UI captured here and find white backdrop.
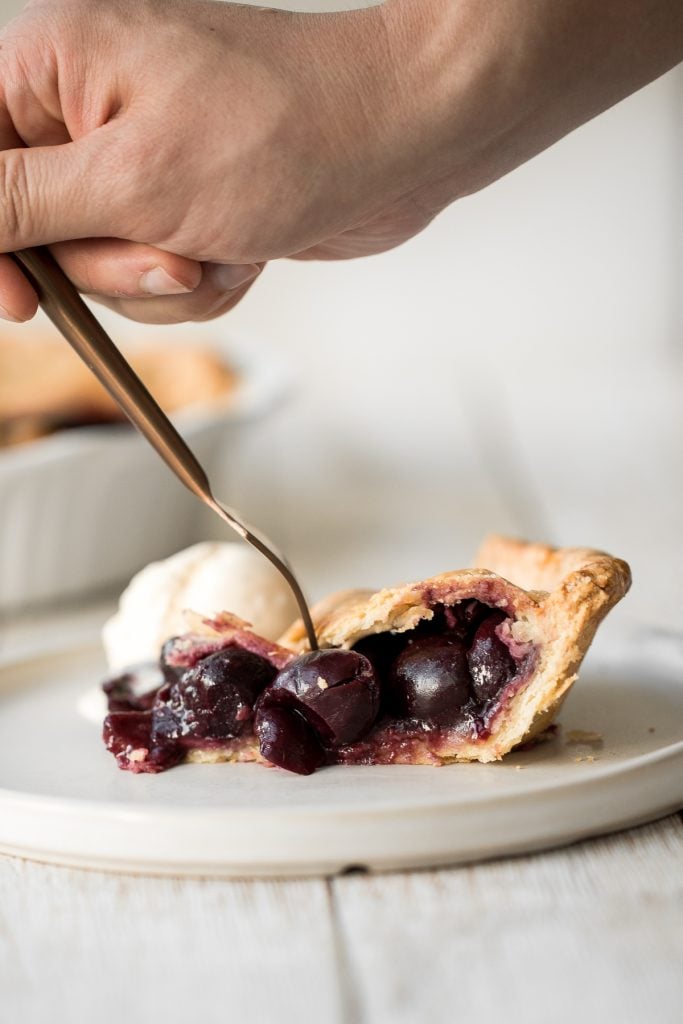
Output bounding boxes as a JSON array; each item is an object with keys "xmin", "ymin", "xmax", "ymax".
[{"xmin": 0, "ymin": 0, "xmax": 680, "ymax": 626}]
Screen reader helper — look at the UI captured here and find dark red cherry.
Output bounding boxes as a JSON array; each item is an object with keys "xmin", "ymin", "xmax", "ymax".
[
  {"xmin": 389, "ymin": 635, "xmax": 472, "ymax": 725},
  {"xmin": 416, "ymin": 602, "xmax": 482, "ymax": 641},
  {"xmin": 103, "ymin": 711, "xmax": 181, "ymax": 773},
  {"xmin": 444, "ymin": 600, "xmax": 490, "ymax": 639},
  {"xmin": 352, "ymin": 632, "xmax": 408, "ymax": 687},
  {"xmin": 467, "ymin": 612, "xmax": 516, "ymax": 702},
  {"xmin": 152, "ymin": 647, "xmax": 277, "ymax": 745},
  {"xmin": 264, "ymin": 649, "xmax": 380, "ymax": 747},
  {"xmin": 254, "ymin": 704, "xmax": 326, "ymax": 775}
]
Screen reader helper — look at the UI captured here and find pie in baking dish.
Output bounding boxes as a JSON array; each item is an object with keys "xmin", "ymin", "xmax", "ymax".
[
  {"xmin": 0, "ymin": 332, "xmax": 238, "ymax": 447},
  {"xmin": 102, "ymin": 535, "xmax": 631, "ymax": 775}
]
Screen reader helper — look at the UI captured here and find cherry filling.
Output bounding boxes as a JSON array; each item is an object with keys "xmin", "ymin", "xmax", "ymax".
[
  {"xmin": 254, "ymin": 705, "xmax": 326, "ymax": 776},
  {"xmin": 467, "ymin": 611, "xmax": 515, "ymax": 702},
  {"xmin": 389, "ymin": 636, "xmax": 472, "ymax": 725},
  {"xmin": 103, "ymin": 711, "xmax": 182, "ymax": 774},
  {"xmin": 259, "ymin": 650, "xmax": 379, "ymax": 746},
  {"xmin": 382, "ymin": 608, "xmax": 516, "ymax": 726},
  {"xmin": 103, "ymin": 646, "xmax": 277, "ymax": 773},
  {"xmin": 102, "ymin": 599, "xmax": 531, "ymax": 775},
  {"xmin": 152, "ymin": 648, "xmax": 277, "ymax": 745},
  {"xmin": 159, "ymin": 638, "xmax": 187, "ymax": 685},
  {"xmin": 353, "ymin": 603, "xmax": 520, "ymax": 740},
  {"xmin": 102, "ymin": 663, "xmax": 164, "ymax": 712},
  {"xmin": 253, "ymin": 649, "xmax": 380, "ymax": 774}
]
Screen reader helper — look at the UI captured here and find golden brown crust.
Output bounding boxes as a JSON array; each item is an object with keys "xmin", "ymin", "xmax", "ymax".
[
  {"xmin": 277, "ymin": 534, "xmax": 631, "ymax": 764},
  {"xmin": 0, "ymin": 332, "xmax": 237, "ymax": 446},
  {"xmin": 473, "ymin": 534, "xmax": 631, "ymax": 598}
]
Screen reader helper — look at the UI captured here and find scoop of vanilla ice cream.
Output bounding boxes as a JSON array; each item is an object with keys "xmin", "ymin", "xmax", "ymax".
[{"xmin": 102, "ymin": 541, "xmax": 299, "ymax": 671}]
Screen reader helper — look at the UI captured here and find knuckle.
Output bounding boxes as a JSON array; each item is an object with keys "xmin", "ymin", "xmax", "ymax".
[
  {"xmin": 0, "ymin": 13, "xmax": 59, "ymax": 113},
  {"xmin": 0, "ymin": 151, "xmax": 32, "ymax": 248}
]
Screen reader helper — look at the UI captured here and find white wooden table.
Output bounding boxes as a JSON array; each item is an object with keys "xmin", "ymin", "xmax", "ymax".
[{"xmin": 1, "ymin": 821, "xmax": 682, "ymax": 1024}]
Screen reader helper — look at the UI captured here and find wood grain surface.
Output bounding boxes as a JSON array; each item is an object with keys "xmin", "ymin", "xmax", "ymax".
[{"xmin": 1, "ymin": 816, "xmax": 681, "ymax": 1024}]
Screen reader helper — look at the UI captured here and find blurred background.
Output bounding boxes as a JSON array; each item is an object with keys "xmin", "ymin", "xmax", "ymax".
[{"xmin": 0, "ymin": 0, "xmax": 680, "ymax": 631}]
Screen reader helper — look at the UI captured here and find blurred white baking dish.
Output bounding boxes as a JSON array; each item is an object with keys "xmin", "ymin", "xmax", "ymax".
[{"xmin": 0, "ymin": 336, "xmax": 285, "ymax": 611}]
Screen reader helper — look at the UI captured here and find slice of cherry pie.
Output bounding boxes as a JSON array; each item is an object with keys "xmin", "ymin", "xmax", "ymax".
[{"xmin": 102, "ymin": 535, "xmax": 631, "ymax": 775}]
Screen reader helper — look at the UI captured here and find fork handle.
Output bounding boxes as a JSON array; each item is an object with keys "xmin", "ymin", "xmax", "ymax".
[
  {"xmin": 11, "ymin": 246, "xmax": 319, "ymax": 650},
  {"xmin": 12, "ymin": 247, "xmax": 214, "ymax": 503}
]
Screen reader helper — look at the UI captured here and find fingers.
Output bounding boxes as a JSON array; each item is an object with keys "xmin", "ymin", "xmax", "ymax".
[
  {"xmin": 88, "ymin": 262, "xmax": 264, "ymax": 324},
  {"xmin": 0, "ymin": 142, "xmax": 99, "ymax": 250},
  {"xmin": 0, "ymin": 232, "xmax": 261, "ymax": 325},
  {"xmin": 0, "ymin": 248, "xmax": 262, "ymax": 325},
  {"xmin": 0, "ymin": 254, "xmax": 40, "ymax": 321},
  {"xmin": 49, "ymin": 239, "xmax": 202, "ymax": 299},
  {"xmin": 0, "ymin": 121, "xmax": 262, "ymax": 322},
  {"xmin": 0, "ymin": 125, "xmax": 138, "ymax": 250},
  {"xmin": 0, "ymin": 238, "xmax": 204, "ymax": 323}
]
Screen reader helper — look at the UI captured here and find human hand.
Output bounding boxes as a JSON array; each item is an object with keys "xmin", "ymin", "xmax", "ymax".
[
  {"xmin": 0, "ymin": 0, "xmax": 442, "ymax": 324},
  {"xmin": 0, "ymin": 0, "xmax": 680, "ymax": 324}
]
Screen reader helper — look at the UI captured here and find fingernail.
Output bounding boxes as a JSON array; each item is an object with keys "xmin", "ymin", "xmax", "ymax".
[
  {"xmin": 139, "ymin": 267, "xmax": 194, "ymax": 296},
  {"xmin": 209, "ymin": 263, "xmax": 261, "ymax": 292},
  {"xmin": 0, "ymin": 305, "xmax": 24, "ymax": 323}
]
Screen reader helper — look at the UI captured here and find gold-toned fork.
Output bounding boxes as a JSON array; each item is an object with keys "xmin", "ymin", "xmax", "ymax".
[{"xmin": 12, "ymin": 246, "xmax": 318, "ymax": 651}]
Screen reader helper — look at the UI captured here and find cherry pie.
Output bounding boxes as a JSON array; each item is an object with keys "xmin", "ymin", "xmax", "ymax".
[{"xmin": 102, "ymin": 535, "xmax": 631, "ymax": 775}]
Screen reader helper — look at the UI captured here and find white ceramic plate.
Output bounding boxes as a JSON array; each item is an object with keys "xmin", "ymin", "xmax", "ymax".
[{"xmin": 0, "ymin": 624, "xmax": 681, "ymax": 877}]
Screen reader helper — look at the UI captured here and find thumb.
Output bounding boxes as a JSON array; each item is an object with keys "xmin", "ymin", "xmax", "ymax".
[{"xmin": 0, "ymin": 129, "xmax": 132, "ymax": 251}]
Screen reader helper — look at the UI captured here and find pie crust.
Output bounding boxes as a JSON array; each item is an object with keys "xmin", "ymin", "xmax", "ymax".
[
  {"xmin": 102, "ymin": 535, "xmax": 631, "ymax": 772},
  {"xmin": 0, "ymin": 332, "xmax": 238, "ymax": 447}
]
